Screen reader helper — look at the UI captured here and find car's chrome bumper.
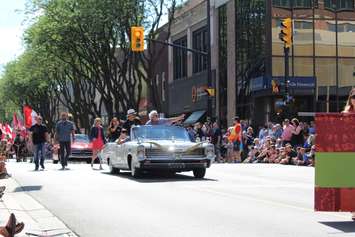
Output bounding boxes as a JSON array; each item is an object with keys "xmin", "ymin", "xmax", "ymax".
[
  {"xmin": 138, "ymin": 159, "xmax": 211, "ymax": 171},
  {"xmin": 69, "ymin": 154, "xmax": 92, "ymax": 159}
]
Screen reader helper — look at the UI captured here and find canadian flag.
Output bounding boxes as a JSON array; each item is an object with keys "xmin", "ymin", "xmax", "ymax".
[
  {"xmin": 4, "ymin": 123, "xmax": 13, "ymax": 141},
  {"xmin": 23, "ymin": 105, "xmax": 38, "ymax": 128}
]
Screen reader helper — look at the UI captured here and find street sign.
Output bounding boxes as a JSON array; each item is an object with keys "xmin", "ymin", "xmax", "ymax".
[{"xmin": 205, "ymin": 88, "xmax": 215, "ymax": 97}]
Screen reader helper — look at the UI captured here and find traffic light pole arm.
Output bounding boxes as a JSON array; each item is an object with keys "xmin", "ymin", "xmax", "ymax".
[{"xmin": 146, "ymin": 38, "xmax": 208, "ymax": 56}]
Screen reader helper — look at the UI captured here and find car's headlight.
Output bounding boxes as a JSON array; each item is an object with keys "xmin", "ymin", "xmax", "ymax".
[
  {"xmin": 205, "ymin": 145, "xmax": 215, "ymax": 157},
  {"xmin": 137, "ymin": 145, "xmax": 145, "ymax": 158}
]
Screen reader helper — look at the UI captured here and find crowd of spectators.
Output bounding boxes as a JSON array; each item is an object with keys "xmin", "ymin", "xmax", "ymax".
[{"xmin": 185, "ymin": 118, "xmax": 316, "ymax": 166}]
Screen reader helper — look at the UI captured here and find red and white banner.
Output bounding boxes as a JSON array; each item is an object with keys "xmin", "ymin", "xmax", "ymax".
[{"xmin": 23, "ymin": 105, "xmax": 38, "ymax": 128}]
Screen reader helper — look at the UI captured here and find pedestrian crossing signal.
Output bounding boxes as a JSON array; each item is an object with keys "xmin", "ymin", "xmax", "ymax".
[{"xmin": 131, "ymin": 27, "xmax": 144, "ymax": 52}]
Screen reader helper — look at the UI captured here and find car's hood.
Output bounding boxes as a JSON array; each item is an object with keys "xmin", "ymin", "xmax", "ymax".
[
  {"xmin": 72, "ymin": 142, "xmax": 92, "ymax": 149},
  {"xmin": 135, "ymin": 140, "xmax": 210, "ymax": 152}
]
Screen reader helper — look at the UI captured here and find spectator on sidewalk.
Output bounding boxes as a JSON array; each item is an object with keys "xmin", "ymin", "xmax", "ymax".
[
  {"xmin": 211, "ymin": 122, "xmax": 222, "ymax": 162},
  {"xmin": 195, "ymin": 123, "xmax": 204, "ymax": 142},
  {"xmin": 29, "ymin": 116, "xmax": 49, "ymax": 171},
  {"xmin": 227, "ymin": 116, "xmax": 242, "ymax": 163},
  {"xmin": 279, "ymin": 144, "xmax": 297, "ymax": 165},
  {"xmin": 0, "ymin": 152, "xmax": 10, "ymax": 179},
  {"xmin": 291, "ymin": 118, "xmax": 304, "ymax": 148},
  {"xmin": 55, "ymin": 112, "xmax": 75, "ymax": 170},
  {"xmin": 281, "ymin": 119, "xmax": 294, "ymax": 146},
  {"xmin": 308, "ymin": 121, "xmax": 316, "ymax": 135},
  {"xmin": 273, "ymin": 124, "xmax": 283, "ymax": 139},
  {"xmin": 186, "ymin": 125, "xmax": 196, "ymax": 142}
]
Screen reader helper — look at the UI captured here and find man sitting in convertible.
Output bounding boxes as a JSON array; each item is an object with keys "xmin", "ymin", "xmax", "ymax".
[{"xmin": 145, "ymin": 110, "xmax": 185, "ymax": 126}]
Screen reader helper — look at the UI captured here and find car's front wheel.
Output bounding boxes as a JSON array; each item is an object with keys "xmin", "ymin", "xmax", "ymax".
[
  {"xmin": 131, "ymin": 165, "xmax": 141, "ymax": 178},
  {"xmin": 193, "ymin": 168, "xmax": 206, "ymax": 179}
]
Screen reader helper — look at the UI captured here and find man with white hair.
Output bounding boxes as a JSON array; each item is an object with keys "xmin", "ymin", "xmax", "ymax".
[{"xmin": 145, "ymin": 110, "xmax": 185, "ymax": 125}]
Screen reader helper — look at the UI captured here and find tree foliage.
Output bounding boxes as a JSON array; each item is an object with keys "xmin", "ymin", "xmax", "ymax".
[{"xmin": 0, "ymin": 0, "xmax": 178, "ymax": 131}]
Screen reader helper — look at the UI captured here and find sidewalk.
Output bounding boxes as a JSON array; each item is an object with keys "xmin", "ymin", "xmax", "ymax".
[{"xmin": 0, "ymin": 176, "xmax": 77, "ymax": 237}]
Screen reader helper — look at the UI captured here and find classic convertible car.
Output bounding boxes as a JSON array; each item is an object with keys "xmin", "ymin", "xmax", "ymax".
[{"xmin": 101, "ymin": 125, "xmax": 215, "ymax": 178}]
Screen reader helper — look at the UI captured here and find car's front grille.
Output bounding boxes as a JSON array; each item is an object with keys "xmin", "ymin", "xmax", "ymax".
[
  {"xmin": 146, "ymin": 148, "xmax": 204, "ymax": 158},
  {"xmin": 71, "ymin": 149, "xmax": 92, "ymax": 156}
]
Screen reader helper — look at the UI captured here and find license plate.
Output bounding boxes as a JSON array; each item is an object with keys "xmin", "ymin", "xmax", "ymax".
[{"xmin": 169, "ymin": 163, "xmax": 185, "ymax": 169}]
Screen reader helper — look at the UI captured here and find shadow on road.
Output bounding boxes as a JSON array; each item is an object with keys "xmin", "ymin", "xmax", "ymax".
[
  {"xmin": 319, "ymin": 221, "xmax": 355, "ymax": 233},
  {"xmin": 102, "ymin": 171, "xmax": 218, "ymax": 183},
  {"xmin": 13, "ymin": 185, "xmax": 42, "ymax": 192}
]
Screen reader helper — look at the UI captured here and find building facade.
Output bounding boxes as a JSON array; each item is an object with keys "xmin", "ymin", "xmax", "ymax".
[{"xmin": 158, "ymin": 0, "xmax": 355, "ymax": 127}]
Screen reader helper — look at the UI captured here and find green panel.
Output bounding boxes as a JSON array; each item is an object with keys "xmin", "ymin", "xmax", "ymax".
[{"xmin": 316, "ymin": 153, "xmax": 355, "ymax": 188}]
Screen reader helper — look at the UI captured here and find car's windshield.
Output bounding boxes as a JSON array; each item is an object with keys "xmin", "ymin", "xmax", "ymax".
[
  {"xmin": 74, "ymin": 134, "xmax": 89, "ymax": 143},
  {"xmin": 132, "ymin": 126, "xmax": 190, "ymax": 141}
]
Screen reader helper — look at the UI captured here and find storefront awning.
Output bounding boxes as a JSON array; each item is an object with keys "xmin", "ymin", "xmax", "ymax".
[{"xmin": 183, "ymin": 110, "xmax": 206, "ymax": 125}]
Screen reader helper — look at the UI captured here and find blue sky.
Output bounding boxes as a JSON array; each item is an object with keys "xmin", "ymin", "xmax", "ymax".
[{"xmin": 0, "ymin": 0, "xmax": 27, "ymax": 74}]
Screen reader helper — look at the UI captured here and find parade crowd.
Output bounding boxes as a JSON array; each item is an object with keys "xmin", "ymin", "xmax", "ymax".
[
  {"xmin": 185, "ymin": 117, "xmax": 316, "ymax": 167},
  {"xmin": 0, "ymin": 108, "xmax": 316, "ymax": 179}
]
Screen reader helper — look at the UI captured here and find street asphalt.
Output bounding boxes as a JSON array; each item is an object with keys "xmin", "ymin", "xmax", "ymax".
[{"xmin": 5, "ymin": 161, "xmax": 355, "ymax": 237}]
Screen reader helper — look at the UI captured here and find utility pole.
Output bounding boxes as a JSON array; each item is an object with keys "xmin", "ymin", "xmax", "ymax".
[{"xmin": 206, "ymin": 0, "xmax": 212, "ymax": 119}]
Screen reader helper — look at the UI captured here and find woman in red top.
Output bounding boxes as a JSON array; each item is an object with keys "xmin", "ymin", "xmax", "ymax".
[
  {"xmin": 342, "ymin": 88, "xmax": 355, "ymax": 221},
  {"xmin": 90, "ymin": 118, "xmax": 106, "ymax": 170}
]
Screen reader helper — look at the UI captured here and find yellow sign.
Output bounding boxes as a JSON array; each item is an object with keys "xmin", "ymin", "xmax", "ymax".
[{"xmin": 205, "ymin": 88, "xmax": 215, "ymax": 97}]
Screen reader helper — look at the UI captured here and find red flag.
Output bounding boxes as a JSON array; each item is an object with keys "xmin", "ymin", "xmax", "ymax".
[
  {"xmin": 23, "ymin": 105, "xmax": 38, "ymax": 128},
  {"xmin": 4, "ymin": 123, "xmax": 13, "ymax": 141},
  {"xmin": 13, "ymin": 112, "xmax": 19, "ymax": 129},
  {"xmin": 0, "ymin": 123, "xmax": 3, "ymax": 139}
]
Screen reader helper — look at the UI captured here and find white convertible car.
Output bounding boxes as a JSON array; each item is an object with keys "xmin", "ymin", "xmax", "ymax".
[{"xmin": 101, "ymin": 125, "xmax": 215, "ymax": 178}]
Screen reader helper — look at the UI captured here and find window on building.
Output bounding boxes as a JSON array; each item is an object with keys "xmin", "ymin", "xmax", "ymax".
[
  {"xmin": 272, "ymin": 0, "xmax": 316, "ymax": 8},
  {"xmin": 324, "ymin": 0, "xmax": 354, "ymax": 10},
  {"xmin": 173, "ymin": 36, "xmax": 187, "ymax": 80},
  {"xmin": 294, "ymin": 0, "xmax": 313, "ymax": 8},
  {"xmin": 236, "ymin": 0, "xmax": 266, "ymax": 119},
  {"xmin": 294, "ymin": 20, "xmax": 313, "ymax": 29},
  {"xmin": 272, "ymin": 0, "xmax": 291, "ymax": 7},
  {"xmin": 192, "ymin": 27, "xmax": 208, "ymax": 73}
]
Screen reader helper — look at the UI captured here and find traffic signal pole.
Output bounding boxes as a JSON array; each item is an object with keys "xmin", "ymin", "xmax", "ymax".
[
  {"xmin": 279, "ymin": 18, "xmax": 292, "ymax": 106},
  {"xmin": 284, "ymin": 47, "xmax": 290, "ymax": 103},
  {"xmin": 206, "ymin": 0, "xmax": 212, "ymax": 119}
]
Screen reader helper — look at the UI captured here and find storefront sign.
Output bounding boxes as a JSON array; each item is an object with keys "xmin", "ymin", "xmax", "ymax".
[
  {"xmin": 192, "ymin": 85, "xmax": 208, "ymax": 103},
  {"xmin": 250, "ymin": 76, "xmax": 315, "ymax": 92}
]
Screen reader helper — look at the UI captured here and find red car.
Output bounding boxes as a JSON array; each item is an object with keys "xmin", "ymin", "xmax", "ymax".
[{"xmin": 69, "ymin": 134, "xmax": 93, "ymax": 163}]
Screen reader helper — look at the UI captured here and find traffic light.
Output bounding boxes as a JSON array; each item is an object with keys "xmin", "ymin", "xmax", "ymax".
[
  {"xmin": 131, "ymin": 27, "xmax": 144, "ymax": 52},
  {"xmin": 279, "ymin": 18, "xmax": 292, "ymax": 49}
]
